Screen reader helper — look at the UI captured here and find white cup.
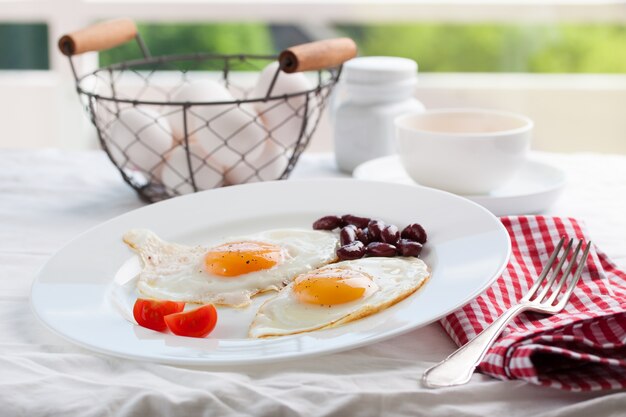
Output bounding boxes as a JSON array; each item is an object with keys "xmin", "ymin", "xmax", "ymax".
[{"xmin": 395, "ymin": 108, "xmax": 533, "ymax": 195}]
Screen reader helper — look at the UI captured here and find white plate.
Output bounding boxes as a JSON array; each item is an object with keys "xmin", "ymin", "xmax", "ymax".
[
  {"xmin": 31, "ymin": 179, "xmax": 510, "ymax": 366},
  {"xmin": 353, "ymin": 155, "xmax": 566, "ymax": 216}
]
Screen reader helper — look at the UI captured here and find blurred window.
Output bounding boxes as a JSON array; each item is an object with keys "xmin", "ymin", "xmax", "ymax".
[
  {"xmin": 99, "ymin": 23, "xmax": 274, "ymax": 69},
  {"xmin": 0, "ymin": 23, "xmax": 48, "ymax": 69},
  {"xmin": 98, "ymin": 22, "xmax": 626, "ymax": 73},
  {"xmin": 338, "ymin": 23, "xmax": 626, "ymax": 73},
  {"xmin": 1, "ymin": 1, "xmax": 624, "ymax": 151}
]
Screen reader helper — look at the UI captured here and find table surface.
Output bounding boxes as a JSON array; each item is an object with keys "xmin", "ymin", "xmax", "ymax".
[{"xmin": 2, "ymin": 149, "xmax": 626, "ymax": 417}]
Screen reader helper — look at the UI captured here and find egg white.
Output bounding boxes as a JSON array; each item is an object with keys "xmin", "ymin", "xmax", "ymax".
[
  {"xmin": 249, "ymin": 257, "xmax": 430, "ymax": 338},
  {"xmin": 123, "ymin": 228, "xmax": 339, "ymax": 307}
]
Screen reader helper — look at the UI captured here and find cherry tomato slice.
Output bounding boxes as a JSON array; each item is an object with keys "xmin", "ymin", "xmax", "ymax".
[
  {"xmin": 133, "ymin": 299, "xmax": 186, "ymax": 332},
  {"xmin": 164, "ymin": 304, "xmax": 218, "ymax": 338}
]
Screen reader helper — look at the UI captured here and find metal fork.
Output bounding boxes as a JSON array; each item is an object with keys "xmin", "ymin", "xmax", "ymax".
[{"xmin": 423, "ymin": 237, "xmax": 592, "ymax": 388}]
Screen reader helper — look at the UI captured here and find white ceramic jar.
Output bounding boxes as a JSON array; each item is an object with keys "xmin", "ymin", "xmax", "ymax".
[{"xmin": 333, "ymin": 56, "xmax": 425, "ymax": 173}]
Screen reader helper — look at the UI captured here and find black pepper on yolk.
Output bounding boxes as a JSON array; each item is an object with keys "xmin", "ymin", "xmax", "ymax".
[
  {"xmin": 203, "ymin": 241, "xmax": 285, "ymax": 277},
  {"xmin": 293, "ymin": 268, "xmax": 378, "ymax": 306}
]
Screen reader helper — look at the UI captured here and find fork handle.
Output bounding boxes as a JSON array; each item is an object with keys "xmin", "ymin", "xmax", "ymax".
[{"xmin": 423, "ymin": 304, "xmax": 528, "ymax": 388}]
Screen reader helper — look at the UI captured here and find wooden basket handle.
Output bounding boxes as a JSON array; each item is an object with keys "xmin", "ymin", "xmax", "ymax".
[
  {"xmin": 58, "ymin": 18, "xmax": 137, "ymax": 56},
  {"xmin": 279, "ymin": 38, "xmax": 357, "ymax": 73}
]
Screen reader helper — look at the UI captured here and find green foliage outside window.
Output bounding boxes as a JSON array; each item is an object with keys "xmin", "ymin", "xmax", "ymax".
[
  {"xmin": 99, "ymin": 22, "xmax": 274, "ymax": 70},
  {"xmin": 338, "ymin": 23, "xmax": 626, "ymax": 73},
  {"xmin": 95, "ymin": 22, "xmax": 626, "ymax": 74},
  {"xmin": 0, "ymin": 21, "xmax": 624, "ymax": 73}
]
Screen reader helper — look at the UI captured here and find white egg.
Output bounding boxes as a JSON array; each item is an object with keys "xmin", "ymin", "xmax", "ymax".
[
  {"xmin": 251, "ymin": 61, "xmax": 314, "ymax": 149},
  {"xmin": 123, "ymin": 228, "xmax": 339, "ymax": 307},
  {"xmin": 78, "ymin": 73, "xmax": 111, "ymax": 111},
  {"xmin": 160, "ymin": 142, "xmax": 225, "ymax": 195},
  {"xmin": 108, "ymin": 107, "xmax": 173, "ymax": 173},
  {"xmin": 167, "ymin": 80, "xmax": 233, "ymax": 142},
  {"xmin": 249, "ymin": 257, "xmax": 429, "ymax": 338},
  {"xmin": 168, "ymin": 80, "xmax": 268, "ymax": 170},
  {"xmin": 224, "ymin": 139, "xmax": 289, "ymax": 185}
]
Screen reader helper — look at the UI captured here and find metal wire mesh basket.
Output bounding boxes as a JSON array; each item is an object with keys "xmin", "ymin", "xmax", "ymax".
[{"xmin": 59, "ymin": 19, "xmax": 357, "ymax": 202}]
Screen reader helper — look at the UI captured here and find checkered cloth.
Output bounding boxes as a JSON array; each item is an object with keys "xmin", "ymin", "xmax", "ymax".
[{"xmin": 441, "ymin": 216, "xmax": 626, "ymax": 391}]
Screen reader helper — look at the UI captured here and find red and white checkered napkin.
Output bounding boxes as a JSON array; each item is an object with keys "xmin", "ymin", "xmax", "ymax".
[{"xmin": 440, "ymin": 216, "xmax": 626, "ymax": 391}]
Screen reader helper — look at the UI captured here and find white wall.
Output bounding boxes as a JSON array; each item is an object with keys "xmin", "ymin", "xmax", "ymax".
[{"xmin": 0, "ymin": 72, "xmax": 97, "ymax": 149}]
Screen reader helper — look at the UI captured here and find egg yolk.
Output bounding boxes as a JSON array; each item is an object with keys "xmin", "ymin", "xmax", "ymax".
[
  {"xmin": 204, "ymin": 241, "xmax": 284, "ymax": 277},
  {"xmin": 293, "ymin": 268, "xmax": 378, "ymax": 306}
]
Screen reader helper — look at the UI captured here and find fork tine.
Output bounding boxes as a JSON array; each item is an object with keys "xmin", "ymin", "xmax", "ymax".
[
  {"xmin": 521, "ymin": 237, "xmax": 566, "ymax": 302},
  {"xmin": 534, "ymin": 238, "xmax": 574, "ymax": 302},
  {"xmin": 545, "ymin": 239, "xmax": 583, "ymax": 305},
  {"xmin": 554, "ymin": 241, "xmax": 591, "ymax": 308}
]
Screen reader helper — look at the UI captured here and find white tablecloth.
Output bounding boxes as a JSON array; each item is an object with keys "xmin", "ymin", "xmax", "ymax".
[{"xmin": 2, "ymin": 149, "xmax": 626, "ymax": 417}]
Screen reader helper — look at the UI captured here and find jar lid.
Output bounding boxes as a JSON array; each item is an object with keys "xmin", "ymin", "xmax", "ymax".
[{"xmin": 343, "ymin": 56, "xmax": 417, "ymax": 85}]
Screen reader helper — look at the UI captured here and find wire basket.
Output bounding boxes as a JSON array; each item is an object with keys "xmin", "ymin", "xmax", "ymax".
[{"xmin": 59, "ymin": 19, "xmax": 357, "ymax": 202}]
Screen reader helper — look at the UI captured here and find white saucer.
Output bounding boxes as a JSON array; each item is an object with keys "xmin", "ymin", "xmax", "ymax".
[{"xmin": 353, "ymin": 155, "xmax": 566, "ymax": 216}]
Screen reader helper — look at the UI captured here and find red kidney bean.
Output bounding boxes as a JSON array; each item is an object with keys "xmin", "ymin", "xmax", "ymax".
[
  {"xmin": 340, "ymin": 225, "xmax": 358, "ymax": 246},
  {"xmin": 341, "ymin": 214, "xmax": 371, "ymax": 229},
  {"xmin": 365, "ymin": 242, "xmax": 397, "ymax": 257},
  {"xmin": 367, "ymin": 220, "xmax": 385, "ymax": 242},
  {"xmin": 356, "ymin": 227, "xmax": 370, "ymax": 245},
  {"xmin": 397, "ymin": 239, "xmax": 423, "ymax": 257},
  {"xmin": 313, "ymin": 215, "xmax": 343, "ymax": 230},
  {"xmin": 401, "ymin": 223, "xmax": 427, "ymax": 244},
  {"xmin": 337, "ymin": 241, "xmax": 365, "ymax": 260},
  {"xmin": 313, "ymin": 214, "xmax": 427, "ymax": 260},
  {"xmin": 381, "ymin": 224, "xmax": 400, "ymax": 245}
]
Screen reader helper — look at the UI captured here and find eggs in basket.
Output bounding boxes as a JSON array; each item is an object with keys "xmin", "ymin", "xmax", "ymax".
[
  {"xmin": 60, "ymin": 19, "xmax": 355, "ymax": 201},
  {"xmin": 104, "ymin": 64, "xmax": 315, "ymax": 197}
]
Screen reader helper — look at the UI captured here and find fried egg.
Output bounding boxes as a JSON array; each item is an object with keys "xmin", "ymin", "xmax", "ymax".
[
  {"xmin": 248, "ymin": 257, "xmax": 429, "ymax": 338},
  {"xmin": 123, "ymin": 229, "xmax": 339, "ymax": 307}
]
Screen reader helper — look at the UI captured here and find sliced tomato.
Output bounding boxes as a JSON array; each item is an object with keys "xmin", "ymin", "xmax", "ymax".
[
  {"xmin": 164, "ymin": 304, "xmax": 218, "ymax": 338},
  {"xmin": 133, "ymin": 299, "xmax": 186, "ymax": 332}
]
